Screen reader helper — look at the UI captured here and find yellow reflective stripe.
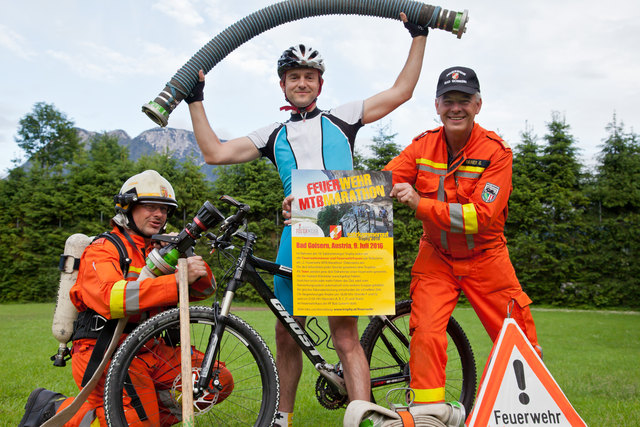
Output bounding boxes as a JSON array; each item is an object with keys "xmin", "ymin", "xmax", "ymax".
[
  {"xmin": 462, "ymin": 203, "xmax": 478, "ymax": 234},
  {"xmin": 457, "ymin": 165, "xmax": 485, "ymax": 173},
  {"xmin": 413, "ymin": 387, "xmax": 446, "ymax": 403},
  {"xmin": 416, "ymin": 158, "xmax": 447, "ymax": 170},
  {"xmin": 110, "ymin": 280, "xmax": 127, "ymax": 318},
  {"xmin": 128, "ymin": 265, "xmax": 143, "ymax": 273},
  {"xmin": 91, "ymin": 419, "xmax": 101, "ymax": 427}
]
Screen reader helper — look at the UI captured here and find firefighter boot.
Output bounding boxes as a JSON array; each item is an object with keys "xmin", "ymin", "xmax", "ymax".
[{"xmin": 18, "ymin": 388, "xmax": 67, "ymax": 427}]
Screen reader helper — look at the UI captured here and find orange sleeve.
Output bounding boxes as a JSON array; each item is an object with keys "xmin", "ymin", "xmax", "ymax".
[
  {"xmin": 187, "ymin": 264, "xmax": 216, "ymax": 301},
  {"xmin": 414, "ymin": 148, "xmax": 512, "ymax": 234},
  {"xmin": 70, "ymin": 238, "xmax": 179, "ymax": 319},
  {"xmin": 383, "ymin": 138, "xmax": 420, "ymax": 186}
]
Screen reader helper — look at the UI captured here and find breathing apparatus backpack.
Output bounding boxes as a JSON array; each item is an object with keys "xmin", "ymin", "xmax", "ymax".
[{"xmin": 51, "ymin": 232, "xmax": 130, "ymax": 368}]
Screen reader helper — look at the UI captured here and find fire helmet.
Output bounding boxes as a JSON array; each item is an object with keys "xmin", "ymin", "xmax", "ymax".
[
  {"xmin": 112, "ymin": 170, "xmax": 177, "ymax": 233},
  {"xmin": 277, "ymin": 44, "xmax": 325, "ymax": 79}
]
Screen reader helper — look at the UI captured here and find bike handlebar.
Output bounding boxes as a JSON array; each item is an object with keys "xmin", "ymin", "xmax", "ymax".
[{"xmin": 208, "ymin": 195, "xmax": 251, "ymax": 249}]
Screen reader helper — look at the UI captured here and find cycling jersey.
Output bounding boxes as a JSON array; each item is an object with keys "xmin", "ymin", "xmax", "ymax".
[
  {"xmin": 248, "ymin": 101, "xmax": 364, "ymax": 196},
  {"xmin": 248, "ymin": 101, "xmax": 364, "ymax": 314}
]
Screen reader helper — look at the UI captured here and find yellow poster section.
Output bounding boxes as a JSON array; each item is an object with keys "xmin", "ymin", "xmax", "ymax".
[{"xmin": 292, "ymin": 236, "xmax": 395, "ymax": 316}]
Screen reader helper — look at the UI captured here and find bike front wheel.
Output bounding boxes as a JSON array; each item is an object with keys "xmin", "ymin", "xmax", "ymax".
[
  {"xmin": 104, "ymin": 306, "xmax": 279, "ymax": 426},
  {"xmin": 360, "ymin": 299, "xmax": 477, "ymax": 415}
]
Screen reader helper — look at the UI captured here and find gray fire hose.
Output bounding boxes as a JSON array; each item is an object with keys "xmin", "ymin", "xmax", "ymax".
[{"xmin": 142, "ymin": 0, "xmax": 469, "ymax": 127}]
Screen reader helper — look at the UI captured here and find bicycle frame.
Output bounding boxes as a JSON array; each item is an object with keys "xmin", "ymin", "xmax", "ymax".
[
  {"xmin": 195, "ymin": 229, "xmax": 347, "ymax": 396},
  {"xmin": 367, "ymin": 315, "xmax": 411, "ymax": 388}
]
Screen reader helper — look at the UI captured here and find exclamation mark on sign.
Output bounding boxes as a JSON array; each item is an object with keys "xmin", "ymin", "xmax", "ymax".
[{"xmin": 513, "ymin": 359, "xmax": 530, "ymax": 404}]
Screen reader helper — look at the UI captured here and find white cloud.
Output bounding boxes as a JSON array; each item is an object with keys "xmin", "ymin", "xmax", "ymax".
[
  {"xmin": 152, "ymin": 0, "xmax": 205, "ymax": 27},
  {"xmin": 0, "ymin": 24, "xmax": 36, "ymax": 60},
  {"xmin": 44, "ymin": 40, "xmax": 193, "ymax": 81},
  {"xmin": 224, "ymin": 40, "xmax": 275, "ymax": 77}
]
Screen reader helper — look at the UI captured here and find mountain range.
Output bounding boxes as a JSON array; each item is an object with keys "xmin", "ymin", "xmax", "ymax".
[{"xmin": 76, "ymin": 127, "xmax": 219, "ymax": 181}]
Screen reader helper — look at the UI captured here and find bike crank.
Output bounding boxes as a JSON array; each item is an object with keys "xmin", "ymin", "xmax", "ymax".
[{"xmin": 315, "ymin": 375, "xmax": 348, "ymax": 410}]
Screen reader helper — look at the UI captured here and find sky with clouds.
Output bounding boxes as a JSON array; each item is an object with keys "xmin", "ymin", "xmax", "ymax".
[{"xmin": 1, "ymin": 0, "xmax": 639, "ymax": 174}]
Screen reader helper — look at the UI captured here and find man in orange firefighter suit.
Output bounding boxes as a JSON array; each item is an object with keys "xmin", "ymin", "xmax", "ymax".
[
  {"xmin": 384, "ymin": 66, "xmax": 542, "ymax": 405},
  {"xmin": 19, "ymin": 170, "xmax": 232, "ymax": 426}
]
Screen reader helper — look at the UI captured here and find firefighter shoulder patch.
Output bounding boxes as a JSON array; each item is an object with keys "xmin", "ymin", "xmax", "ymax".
[{"xmin": 481, "ymin": 182, "xmax": 500, "ymax": 203}]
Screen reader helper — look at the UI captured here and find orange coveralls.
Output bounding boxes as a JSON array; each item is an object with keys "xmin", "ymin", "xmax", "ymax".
[
  {"xmin": 57, "ymin": 226, "xmax": 230, "ymax": 426},
  {"xmin": 384, "ymin": 123, "xmax": 540, "ymax": 404}
]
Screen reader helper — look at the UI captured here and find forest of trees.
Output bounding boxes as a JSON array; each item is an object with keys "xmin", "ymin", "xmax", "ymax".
[{"xmin": 1, "ymin": 103, "xmax": 638, "ymax": 308}]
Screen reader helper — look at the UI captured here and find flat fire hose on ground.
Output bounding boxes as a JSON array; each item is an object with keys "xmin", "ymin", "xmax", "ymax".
[{"xmin": 343, "ymin": 395, "xmax": 465, "ymax": 427}]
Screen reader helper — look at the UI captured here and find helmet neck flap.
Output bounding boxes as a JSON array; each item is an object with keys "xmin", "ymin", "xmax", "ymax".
[{"xmin": 112, "ymin": 170, "xmax": 178, "ymax": 238}]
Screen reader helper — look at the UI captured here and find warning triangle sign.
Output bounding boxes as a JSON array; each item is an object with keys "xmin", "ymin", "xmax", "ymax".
[{"xmin": 467, "ymin": 318, "xmax": 587, "ymax": 426}]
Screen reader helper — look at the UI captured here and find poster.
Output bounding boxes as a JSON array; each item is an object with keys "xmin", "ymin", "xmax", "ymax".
[{"xmin": 291, "ymin": 170, "xmax": 395, "ymax": 316}]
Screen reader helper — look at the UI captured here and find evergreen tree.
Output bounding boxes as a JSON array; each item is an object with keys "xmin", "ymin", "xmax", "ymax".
[
  {"xmin": 0, "ymin": 162, "xmax": 71, "ymax": 301},
  {"xmin": 0, "ymin": 167, "xmax": 31, "ymax": 301},
  {"xmin": 507, "ymin": 125, "xmax": 552, "ymax": 299},
  {"xmin": 537, "ymin": 112, "xmax": 589, "ymax": 305},
  {"xmin": 67, "ymin": 133, "xmax": 134, "ymax": 232},
  {"xmin": 362, "ymin": 123, "xmax": 402, "ymax": 171},
  {"xmin": 353, "ymin": 148, "xmax": 366, "ymax": 170},
  {"xmin": 592, "ymin": 114, "xmax": 640, "ymax": 215},
  {"xmin": 1, "ymin": 103, "xmax": 83, "ymax": 301},
  {"xmin": 583, "ymin": 115, "xmax": 640, "ymax": 307}
]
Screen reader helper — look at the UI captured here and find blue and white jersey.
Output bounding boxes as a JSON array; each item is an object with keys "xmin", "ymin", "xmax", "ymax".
[{"xmin": 247, "ymin": 100, "xmax": 364, "ymax": 196}]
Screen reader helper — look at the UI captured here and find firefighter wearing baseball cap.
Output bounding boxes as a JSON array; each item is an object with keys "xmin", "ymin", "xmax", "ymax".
[
  {"xmin": 384, "ymin": 67, "xmax": 542, "ymax": 404},
  {"xmin": 19, "ymin": 170, "xmax": 233, "ymax": 426}
]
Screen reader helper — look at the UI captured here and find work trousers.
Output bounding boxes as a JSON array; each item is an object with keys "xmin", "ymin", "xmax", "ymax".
[
  {"xmin": 57, "ymin": 338, "xmax": 233, "ymax": 426},
  {"xmin": 408, "ymin": 241, "xmax": 540, "ymax": 404}
]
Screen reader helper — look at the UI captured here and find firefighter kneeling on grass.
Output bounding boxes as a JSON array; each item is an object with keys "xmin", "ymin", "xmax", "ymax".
[{"xmin": 19, "ymin": 170, "xmax": 233, "ymax": 427}]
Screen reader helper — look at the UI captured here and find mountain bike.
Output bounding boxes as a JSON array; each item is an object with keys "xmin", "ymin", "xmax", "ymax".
[{"xmin": 103, "ymin": 195, "xmax": 477, "ymax": 426}]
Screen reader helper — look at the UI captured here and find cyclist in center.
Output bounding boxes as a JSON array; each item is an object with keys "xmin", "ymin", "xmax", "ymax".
[{"xmin": 187, "ymin": 13, "xmax": 430, "ymax": 426}]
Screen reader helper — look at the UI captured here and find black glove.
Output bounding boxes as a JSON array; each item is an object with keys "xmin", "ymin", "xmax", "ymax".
[
  {"xmin": 404, "ymin": 21, "xmax": 429, "ymax": 38},
  {"xmin": 185, "ymin": 80, "xmax": 205, "ymax": 104}
]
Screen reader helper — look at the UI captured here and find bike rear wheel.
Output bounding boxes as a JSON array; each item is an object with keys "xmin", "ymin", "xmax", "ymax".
[
  {"xmin": 360, "ymin": 299, "xmax": 477, "ymax": 414},
  {"xmin": 104, "ymin": 306, "xmax": 279, "ymax": 426}
]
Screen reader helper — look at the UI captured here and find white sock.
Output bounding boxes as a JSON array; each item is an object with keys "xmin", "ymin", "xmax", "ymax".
[{"xmin": 274, "ymin": 411, "xmax": 293, "ymax": 427}]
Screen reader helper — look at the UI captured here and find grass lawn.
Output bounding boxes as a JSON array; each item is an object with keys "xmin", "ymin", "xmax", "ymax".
[{"xmin": 1, "ymin": 303, "xmax": 638, "ymax": 425}]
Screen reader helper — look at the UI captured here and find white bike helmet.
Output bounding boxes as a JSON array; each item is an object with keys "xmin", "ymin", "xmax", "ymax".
[{"xmin": 277, "ymin": 44, "xmax": 325, "ymax": 78}]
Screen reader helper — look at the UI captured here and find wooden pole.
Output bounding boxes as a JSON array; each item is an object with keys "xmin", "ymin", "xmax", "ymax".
[{"xmin": 178, "ymin": 258, "xmax": 195, "ymax": 425}]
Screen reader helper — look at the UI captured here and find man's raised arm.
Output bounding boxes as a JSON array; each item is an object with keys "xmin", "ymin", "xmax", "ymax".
[
  {"xmin": 187, "ymin": 70, "xmax": 261, "ymax": 165},
  {"xmin": 362, "ymin": 13, "xmax": 428, "ymax": 125}
]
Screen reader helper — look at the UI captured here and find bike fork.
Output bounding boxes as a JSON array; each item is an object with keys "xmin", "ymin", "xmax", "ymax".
[{"xmin": 193, "ymin": 288, "xmax": 236, "ymax": 396}]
